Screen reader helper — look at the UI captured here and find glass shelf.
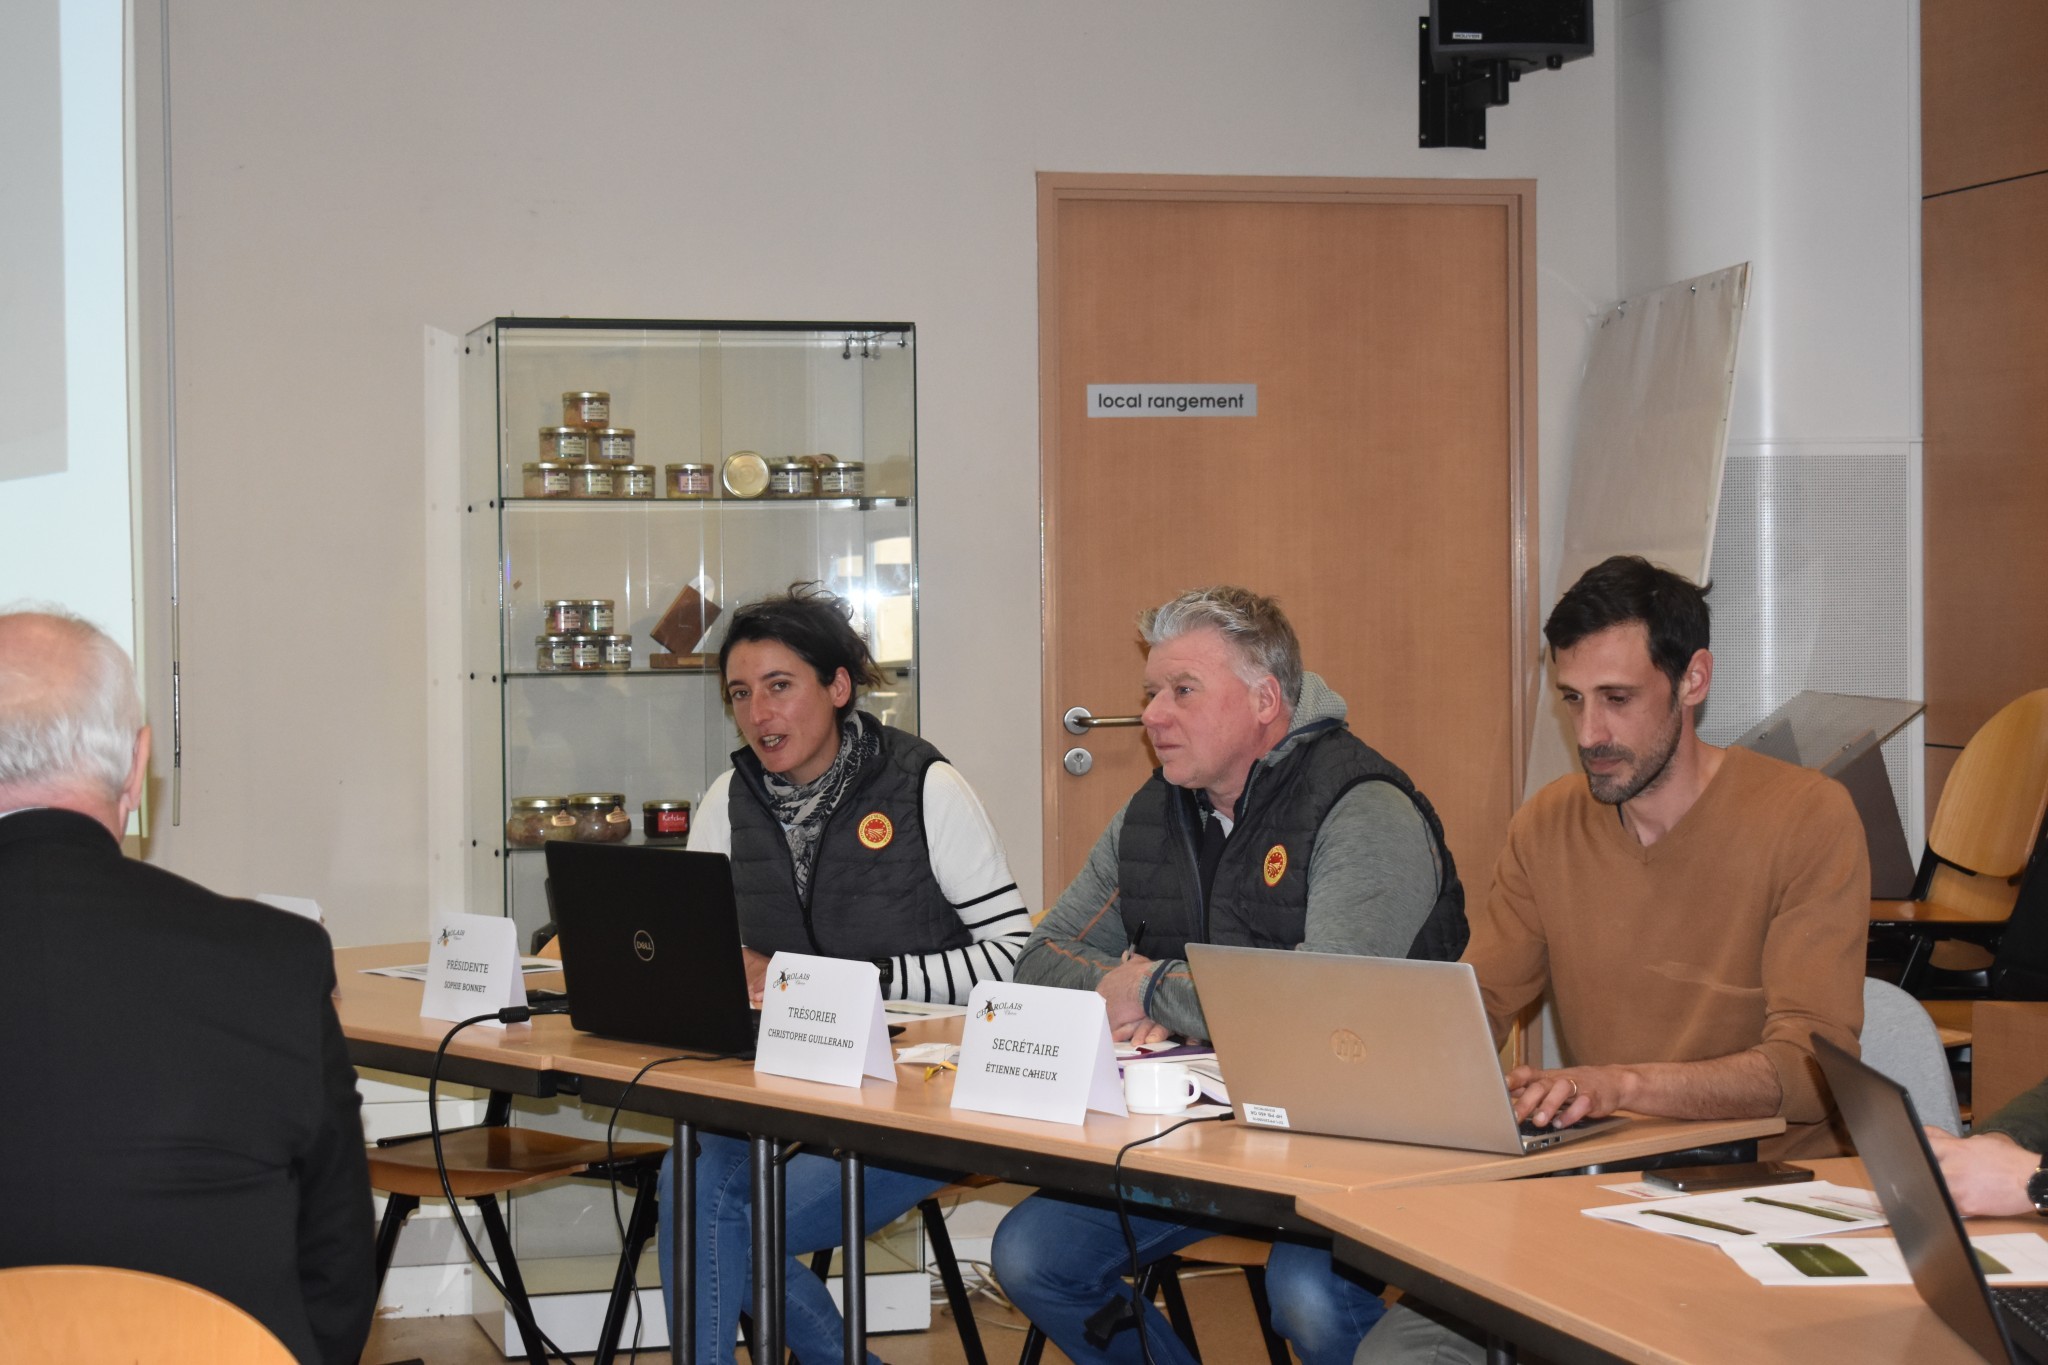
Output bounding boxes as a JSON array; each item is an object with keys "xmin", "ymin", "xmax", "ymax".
[
  {"xmin": 500, "ymin": 496, "xmax": 911, "ymax": 510},
  {"xmin": 504, "ymin": 667, "xmax": 720, "ymax": 679}
]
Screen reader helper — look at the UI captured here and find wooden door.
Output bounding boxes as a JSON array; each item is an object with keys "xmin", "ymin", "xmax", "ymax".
[{"xmin": 1039, "ymin": 174, "xmax": 1537, "ymax": 901}]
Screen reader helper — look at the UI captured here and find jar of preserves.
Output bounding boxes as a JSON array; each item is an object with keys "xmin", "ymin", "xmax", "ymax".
[
  {"xmin": 768, "ymin": 458, "xmax": 816, "ymax": 498},
  {"xmin": 618, "ymin": 464, "xmax": 656, "ymax": 499},
  {"xmin": 523, "ymin": 462, "xmax": 573, "ymax": 498},
  {"xmin": 534, "ymin": 634, "xmax": 574, "ymax": 671},
  {"xmin": 570, "ymin": 462, "xmax": 616, "ymax": 498},
  {"xmin": 567, "ymin": 792, "xmax": 632, "ymax": 843},
  {"xmin": 596, "ymin": 633, "xmax": 633, "ymax": 671},
  {"xmin": 642, "ymin": 799, "xmax": 692, "ymax": 842},
  {"xmin": 505, "ymin": 796, "xmax": 565, "ymax": 848},
  {"xmin": 818, "ymin": 459, "xmax": 866, "ymax": 497},
  {"xmin": 592, "ymin": 427, "xmax": 635, "ymax": 462},
  {"xmin": 575, "ymin": 599, "xmax": 615, "ymax": 633},
  {"xmin": 540, "ymin": 426, "xmax": 591, "ymax": 461},
  {"xmin": 543, "ymin": 600, "xmax": 584, "ymax": 634},
  {"xmin": 666, "ymin": 463, "xmax": 715, "ymax": 499},
  {"xmin": 722, "ymin": 451, "xmax": 770, "ymax": 499},
  {"xmin": 563, "ymin": 391, "xmax": 610, "ymax": 427},
  {"xmin": 568, "ymin": 634, "xmax": 604, "ymax": 670}
]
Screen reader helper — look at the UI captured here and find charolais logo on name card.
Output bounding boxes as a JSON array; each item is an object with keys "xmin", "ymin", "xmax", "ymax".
[
  {"xmin": 421, "ymin": 912, "xmax": 525, "ymax": 1026},
  {"xmin": 953, "ymin": 980, "xmax": 1125, "ymax": 1125},
  {"xmin": 754, "ymin": 951, "xmax": 894, "ymax": 1087}
]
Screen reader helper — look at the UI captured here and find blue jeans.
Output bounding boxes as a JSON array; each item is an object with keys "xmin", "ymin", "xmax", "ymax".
[
  {"xmin": 656, "ymin": 1132, "xmax": 945, "ymax": 1364},
  {"xmin": 992, "ymin": 1192, "xmax": 1384, "ymax": 1365}
]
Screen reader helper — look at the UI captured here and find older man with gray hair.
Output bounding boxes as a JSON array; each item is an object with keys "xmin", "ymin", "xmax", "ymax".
[
  {"xmin": 0, "ymin": 608, "xmax": 376, "ymax": 1365},
  {"xmin": 991, "ymin": 585, "xmax": 1468, "ymax": 1365}
]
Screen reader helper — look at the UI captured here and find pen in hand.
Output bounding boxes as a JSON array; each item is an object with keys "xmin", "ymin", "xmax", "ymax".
[{"xmin": 1123, "ymin": 920, "xmax": 1148, "ymax": 963}]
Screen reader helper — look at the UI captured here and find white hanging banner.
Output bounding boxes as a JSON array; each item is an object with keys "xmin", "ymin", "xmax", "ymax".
[
  {"xmin": 421, "ymin": 912, "xmax": 526, "ymax": 1027},
  {"xmin": 953, "ymin": 980, "xmax": 1127, "ymax": 1125},
  {"xmin": 754, "ymin": 952, "xmax": 894, "ymax": 1087}
]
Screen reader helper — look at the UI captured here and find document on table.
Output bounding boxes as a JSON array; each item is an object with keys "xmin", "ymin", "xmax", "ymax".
[
  {"xmin": 1723, "ymin": 1233, "xmax": 2048, "ymax": 1286},
  {"xmin": 362, "ymin": 957, "xmax": 561, "ymax": 981},
  {"xmin": 883, "ymin": 1000, "xmax": 969, "ymax": 1019},
  {"xmin": 1583, "ymin": 1182, "xmax": 1886, "ymax": 1245}
]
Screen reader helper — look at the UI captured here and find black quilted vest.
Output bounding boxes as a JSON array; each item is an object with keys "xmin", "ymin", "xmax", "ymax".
[
  {"xmin": 726, "ymin": 717, "xmax": 972, "ymax": 960},
  {"xmin": 1115, "ymin": 721, "xmax": 1467, "ymax": 961}
]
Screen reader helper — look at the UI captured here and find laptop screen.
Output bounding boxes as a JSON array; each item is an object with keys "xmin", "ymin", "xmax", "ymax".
[{"xmin": 1814, "ymin": 1035, "xmax": 2018, "ymax": 1364}]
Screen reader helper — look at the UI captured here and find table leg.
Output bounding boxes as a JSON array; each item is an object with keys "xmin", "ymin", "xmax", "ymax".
[
  {"xmin": 1486, "ymin": 1333, "xmax": 1517, "ymax": 1365},
  {"xmin": 841, "ymin": 1150, "xmax": 866, "ymax": 1365},
  {"xmin": 672, "ymin": 1120, "xmax": 694, "ymax": 1365},
  {"xmin": 752, "ymin": 1135, "xmax": 785, "ymax": 1363}
]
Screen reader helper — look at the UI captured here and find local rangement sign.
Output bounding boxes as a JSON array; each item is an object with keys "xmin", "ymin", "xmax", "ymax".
[{"xmin": 1086, "ymin": 383, "xmax": 1258, "ymax": 417}]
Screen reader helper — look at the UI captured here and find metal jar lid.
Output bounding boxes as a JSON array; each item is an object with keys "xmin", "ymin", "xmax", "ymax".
[
  {"xmin": 562, "ymin": 391, "xmax": 609, "ymax": 403},
  {"xmin": 510, "ymin": 796, "xmax": 566, "ymax": 812},
  {"xmin": 642, "ymin": 799, "xmax": 692, "ymax": 813},
  {"xmin": 566, "ymin": 792, "xmax": 626, "ymax": 810},
  {"xmin": 722, "ymin": 450, "xmax": 770, "ymax": 498}
]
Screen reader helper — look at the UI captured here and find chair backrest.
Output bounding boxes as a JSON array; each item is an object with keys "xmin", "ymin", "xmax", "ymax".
[
  {"xmin": 1924, "ymin": 689, "xmax": 2048, "ymax": 919},
  {"xmin": 1859, "ymin": 977, "xmax": 1963, "ymax": 1135},
  {"xmin": 0, "ymin": 1264, "xmax": 296, "ymax": 1365}
]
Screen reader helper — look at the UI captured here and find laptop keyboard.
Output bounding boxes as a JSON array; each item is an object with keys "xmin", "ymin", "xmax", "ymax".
[
  {"xmin": 1519, "ymin": 1115, "xmax": 1589, "ymax": 1138},
  {"xmin": 1999, "ymin": 1286, "xmax": 2048, "ymax": 1341}
]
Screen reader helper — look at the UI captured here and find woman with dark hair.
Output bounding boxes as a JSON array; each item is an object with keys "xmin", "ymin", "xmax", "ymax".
[{"xmin": 657, "ymin": 583, "xmax": 1030, "ymax": 1363}]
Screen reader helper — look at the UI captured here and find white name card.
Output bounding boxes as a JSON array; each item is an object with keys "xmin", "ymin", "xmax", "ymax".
[
  {"xmin": 953, "ymin": 981, "xmax": 1127, "ymax": 1126},
  {"xmin": 421, "ymin": 913, "xmax": 526, "ymax": 1027},
  {"xmin": 1086, "ymin": 383, "xmax": 1258, "ymax": 418},
  {"xmin": 754, "ymin": 952, "xmax": 895, "ymax": 1088}
]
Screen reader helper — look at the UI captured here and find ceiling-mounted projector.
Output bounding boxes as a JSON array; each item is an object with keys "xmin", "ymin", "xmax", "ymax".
[{"xmin": 1419, "ymin": 0, "xmax": 1594, "ymax": 150}]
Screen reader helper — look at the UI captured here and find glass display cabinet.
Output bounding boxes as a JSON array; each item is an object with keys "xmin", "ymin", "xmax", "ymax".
[{"xmin": 461, "ymin": 319, "xmax": 918, "ymax": 941}]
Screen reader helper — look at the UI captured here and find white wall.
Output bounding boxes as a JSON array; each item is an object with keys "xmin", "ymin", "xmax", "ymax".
[
  {"xmin": 1615, "ymin": 0, "xmax": 1924, "ymax": 836},
  {"xmin": 129, "ymin": 1, "xmax": 1620, "ymax": 942}
]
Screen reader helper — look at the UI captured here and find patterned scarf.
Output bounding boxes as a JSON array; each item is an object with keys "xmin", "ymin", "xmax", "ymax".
[{"xmin": 760, "ymin": 714, "xmax": 879, "ymax": 901}]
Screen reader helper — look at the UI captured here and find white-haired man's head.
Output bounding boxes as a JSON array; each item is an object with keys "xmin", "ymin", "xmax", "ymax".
[{"xmin": 0, "ymin": 607, "xmax": 149, "ymax": 838}]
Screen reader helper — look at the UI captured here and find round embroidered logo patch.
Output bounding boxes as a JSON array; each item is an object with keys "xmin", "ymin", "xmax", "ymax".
[
  {"xmin": 858, "ymin": 812, "xmax": 894, "ymax": 850},
  {"xmin": 1262, "ymin": 843, "xmax": 1288, "ymax": 887}
]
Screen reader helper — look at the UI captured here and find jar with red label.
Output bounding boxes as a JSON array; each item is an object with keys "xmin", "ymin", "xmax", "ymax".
[{"xmin": 642, "ymin": 799, "xmax": 692, "ymax": 842}]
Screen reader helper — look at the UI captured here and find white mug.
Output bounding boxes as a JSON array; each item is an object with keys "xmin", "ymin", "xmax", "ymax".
[{"xmin": 1123, "ymin": 1060, "xmax": 1201, "ymax": 1115}]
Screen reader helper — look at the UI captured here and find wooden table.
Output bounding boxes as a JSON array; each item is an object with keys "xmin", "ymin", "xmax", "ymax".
[
  {"xmin": 334, "ymin": 943, "xmax": 1785, "ymax": 1363},
  {"xmin": 1300, "ymin": 1157, "xmax": 2047, "ymax": 1365}
]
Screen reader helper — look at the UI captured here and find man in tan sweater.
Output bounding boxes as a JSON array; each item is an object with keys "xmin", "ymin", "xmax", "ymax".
[{"xmin": 1358, "ymin": 555, "xmax": 1870, "ymax": 1365}]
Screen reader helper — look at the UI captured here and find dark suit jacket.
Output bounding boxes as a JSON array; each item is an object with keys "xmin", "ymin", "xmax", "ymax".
[{"xmin": 0, "ymin": 807, "xmax": 375, "ymax": 1364}]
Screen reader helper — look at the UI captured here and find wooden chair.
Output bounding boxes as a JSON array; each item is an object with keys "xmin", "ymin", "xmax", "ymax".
[
  {"xmin": 1869, "ymin": 688, "xmax": 2048, "ymax": 997},
  {"xmin": 0, "ymin": 1264, "xmax": 295, "ymax": 1365},
  {"xmin": 370, "ymin": 933, "xmax": 669, "ymax": 1364}
]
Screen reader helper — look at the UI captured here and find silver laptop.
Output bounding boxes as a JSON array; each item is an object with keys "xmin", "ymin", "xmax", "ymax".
[{"xmin": 1186, "ymin": 944, "xmax": 1624, "ymax": 1154}]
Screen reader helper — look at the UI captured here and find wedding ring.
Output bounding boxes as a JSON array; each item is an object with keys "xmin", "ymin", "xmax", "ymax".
[{"xmin": 1565, "ymin": 1077, "xmax": 1581, "ymax": 1104}]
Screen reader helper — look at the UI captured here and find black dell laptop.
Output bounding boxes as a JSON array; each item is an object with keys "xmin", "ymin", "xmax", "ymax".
[
  {"xmin": 1815, "ymin": 1035, "xmax": 2048, "ymax": 1363},
  {"xmin": 543, "ymin": 841, "xmax": 759, "ymax": 1058}
]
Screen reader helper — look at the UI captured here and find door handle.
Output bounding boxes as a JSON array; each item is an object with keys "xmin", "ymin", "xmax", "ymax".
[{"xmin": 1063, "ymin": 706, "xmax": 1145, "ymax": 737}]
